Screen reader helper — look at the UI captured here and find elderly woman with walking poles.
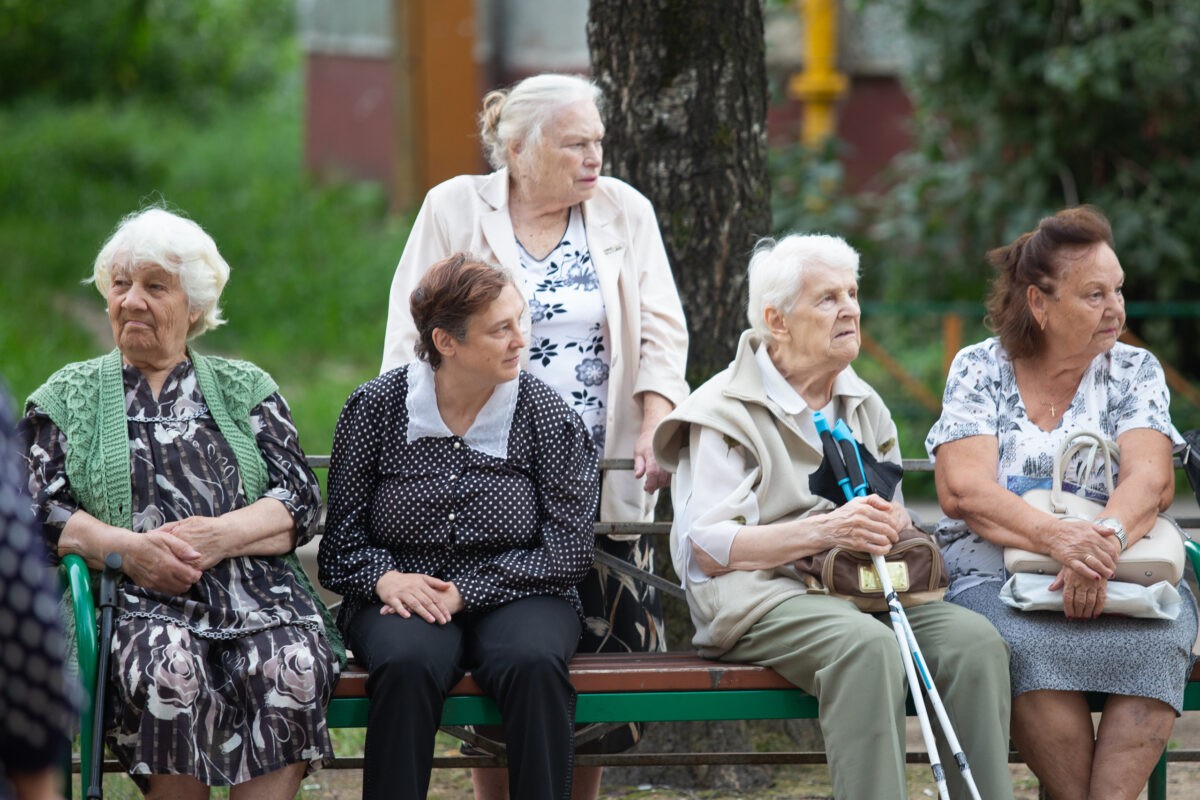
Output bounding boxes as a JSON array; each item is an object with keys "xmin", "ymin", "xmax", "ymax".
[
  {"xmin": 19, "ymin": 207, "xmax": 342, "ymax": 799},
  {"xmin": 654, "ymin": 233, "xmax": 1015, "ymax": 800}
]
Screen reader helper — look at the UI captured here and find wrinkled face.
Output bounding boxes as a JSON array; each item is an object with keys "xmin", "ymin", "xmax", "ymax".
[
  {"xmin": 515, "ymin": 100, "xmax": 604, "ymax": 207},
  {"xmin": 1037, "ymin": 242, "xmax": 1125, "ymax": 361},
  {"xmin": 107, "ymin": 262, "xmax": 199, "ymax": 366},
  {"xmin": 439, "ymin": 284, "xmax": 527, "ymax": 385},
  {"xmin": 768, "ymin": 262, "xmax": 861, "ymax": 375}
]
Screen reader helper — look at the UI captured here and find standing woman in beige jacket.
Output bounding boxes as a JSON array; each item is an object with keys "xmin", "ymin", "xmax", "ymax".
[{"xmin": 380, "ymin": 73, "xmax": 689, "ymax": 800}]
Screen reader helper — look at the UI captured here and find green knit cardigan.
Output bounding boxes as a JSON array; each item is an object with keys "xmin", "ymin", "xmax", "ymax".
[{"xmin": 28, "ymin": 347, "xmax": 345, "ymax": 665}]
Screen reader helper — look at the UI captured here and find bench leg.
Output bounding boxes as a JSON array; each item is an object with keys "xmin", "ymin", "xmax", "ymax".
[{"xmin": 1146, "ymin": 749, "xmax": 1167, "ymax": 800}]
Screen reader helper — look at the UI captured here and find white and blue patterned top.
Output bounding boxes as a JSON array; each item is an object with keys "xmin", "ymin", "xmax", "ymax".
[
  {"xmin": 517, "ymin": 205, "xmax": 611, "ymax": 456},
  {"xmin": 925, "ymin": 337, "xmax": 1183, "ymax": 597}
]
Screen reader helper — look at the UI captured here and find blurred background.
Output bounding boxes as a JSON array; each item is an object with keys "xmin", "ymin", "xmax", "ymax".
[{"xmin": 2, "ymin": 0, "xmax": 1199, "ymax": 478}]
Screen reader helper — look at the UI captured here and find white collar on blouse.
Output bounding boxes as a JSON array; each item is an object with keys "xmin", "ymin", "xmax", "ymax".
[
  {"xmin": 404, "ymin": 360, "xmax": 519, "ymax": 459},
  {"xmin": 754, "ymin": 344, "xmax": 808, "ymax": 415},
  {"xmin": 753, "ymin": 343, "xmax": 836, "ymax": 448}
]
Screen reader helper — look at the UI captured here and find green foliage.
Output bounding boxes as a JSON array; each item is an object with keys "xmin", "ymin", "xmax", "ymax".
[
  {"xmin": 771, "ymin": 1, "xmax": 1200, "ymax": 449},
  {"xmin": 0, "ymin": 85, "xmax": 411, "ymax": 455},
  {"xmin": 770, "ymin": 140, "xmax": 865, "ymax": 249},
  {"xmin": 0, "ymin": 0, "xmax": 295, "ymax": 112},
  {"xmin": 876, "ymin": 0, "xmax": 1200, "ymax": 305}
]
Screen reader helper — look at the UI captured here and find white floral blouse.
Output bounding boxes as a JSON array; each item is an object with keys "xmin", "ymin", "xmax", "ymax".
[
  {"xmin": 925, "ymin": 337, "xmax": 1183, "ymax": 596},
  {"xmin": 518, "ymin": 205, "xmax": 611, "ymax": 455}
]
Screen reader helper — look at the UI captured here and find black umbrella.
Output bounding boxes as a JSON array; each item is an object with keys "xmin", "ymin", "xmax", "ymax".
[{"xmin": 808, "ymin": 427, "xmax": 904, "ymax": 503}]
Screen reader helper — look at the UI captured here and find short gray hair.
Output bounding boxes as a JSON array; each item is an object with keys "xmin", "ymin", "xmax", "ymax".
[
  {"xmin": 478, "ymin": 73, "xmax": 602, "ymax": 171},
  {"xmin": 746, "ymin": 234, "xmax": 860, "ymax": 342},
  {"xmin": 91, "ymin": 207, "xmax": 230, "ymax": 338}
]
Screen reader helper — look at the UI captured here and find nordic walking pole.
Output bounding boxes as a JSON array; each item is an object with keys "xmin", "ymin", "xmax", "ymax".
[
  {"xmin": 833, "ymin": 421, "xmax": 982, "ymax": 800},
  {"xmin": 88, "ymin": 552, "xmax": 123, "ymax": 800},
  {"xmin": 814, "ymin": 414, "xmax": 949, "ymax": 799}
]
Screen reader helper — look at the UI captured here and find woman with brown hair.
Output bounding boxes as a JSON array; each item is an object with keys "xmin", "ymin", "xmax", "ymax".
[
  {"xmin": 927, "ymin": 205, "xmax": 1196, "ymax": 799},
  {"xmin": 321, "ymin": 253, "xmax": 599, "ymax": 800}
]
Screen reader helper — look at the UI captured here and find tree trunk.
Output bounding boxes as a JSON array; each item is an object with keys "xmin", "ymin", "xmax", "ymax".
[
  {"xmin": 587, "ymin": 0, "xmax": 772, "ymax": 384},
  {"xmin": 587, "ymin": 1, "xmax": 775, "ymax": 789}
]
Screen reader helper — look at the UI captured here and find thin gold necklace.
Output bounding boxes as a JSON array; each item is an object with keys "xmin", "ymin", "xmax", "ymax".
[{"xmin": 1040, "ymin": 381, "xmax": 1079, "ymax": 418}]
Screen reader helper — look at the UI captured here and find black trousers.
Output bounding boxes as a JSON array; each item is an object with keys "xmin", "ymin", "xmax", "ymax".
[{"xmin": 347, "ymin": 595, "xmax": 581, "ymax": 800}]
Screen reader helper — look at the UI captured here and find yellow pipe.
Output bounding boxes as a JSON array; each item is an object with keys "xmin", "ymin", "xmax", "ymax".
[{"xmin": 789, "ymin": 0, "xmax": 848, "ymax": 147}]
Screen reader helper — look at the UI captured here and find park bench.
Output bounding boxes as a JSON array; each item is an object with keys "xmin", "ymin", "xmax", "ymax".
[{"xmin": 62, "ymin": 457, "xmax": 1200, "ymax": 799}]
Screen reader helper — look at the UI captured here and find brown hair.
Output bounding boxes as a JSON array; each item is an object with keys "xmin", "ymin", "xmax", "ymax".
[
  {"xmin": 410, "ymin": 253, "xmax": 515, "ymax": 368},
  {"xmin": 984, "ymin": 205, "xmax": 1115, "ymax": 359}
]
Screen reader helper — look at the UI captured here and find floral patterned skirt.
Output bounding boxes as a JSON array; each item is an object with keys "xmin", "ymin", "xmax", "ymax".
[
  {"xmin": 574, "ymin": 534, "xmax": 665, "ymax": 753},
  {"xmin": 105, "ymin": 615, "xmax": 337, "ymax": 788}
]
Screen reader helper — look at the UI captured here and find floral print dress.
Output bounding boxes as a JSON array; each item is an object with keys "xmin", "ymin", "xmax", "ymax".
[
  {"xmin": 21, "ymin": 362, "xmax": 337, "ymax": 787},
  {"xmin": 519, "ymin": 205, "xmax": 611, "ymax": 455}
]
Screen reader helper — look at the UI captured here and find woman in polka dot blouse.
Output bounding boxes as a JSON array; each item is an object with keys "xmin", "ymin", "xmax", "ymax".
[
  {"xmin": 1, "ymin": 382, "xmax": 77, "ymax": 800},
  {"xmin": 319, "ymin": 253, "xmax": 600, "ymax": 800}
]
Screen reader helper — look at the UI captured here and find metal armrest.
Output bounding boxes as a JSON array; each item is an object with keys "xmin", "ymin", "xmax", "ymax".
[
  {"xmin": 1187, "ymin": 539, "xmax": 1200, "ymax": 589},
  {"xmin": 60, "ymin": 554, "xmax": 98, "ymax": 791}
]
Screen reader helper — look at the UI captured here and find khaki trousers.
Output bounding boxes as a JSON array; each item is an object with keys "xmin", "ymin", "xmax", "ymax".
[{"xmin": 721, "ymin": 594, "xmax": 1014, "ymax": 799}]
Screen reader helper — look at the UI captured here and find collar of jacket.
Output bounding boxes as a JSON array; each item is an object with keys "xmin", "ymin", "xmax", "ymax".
[{"xmin": 721, "ymin": 329, "xmax": 875, "ymax": 422}]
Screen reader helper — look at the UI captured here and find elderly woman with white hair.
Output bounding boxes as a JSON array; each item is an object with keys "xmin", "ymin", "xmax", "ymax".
[
  {"xmin": 381, "ymin": 72, "xmax": 689, "ymax": 798},
  {"xmin": 19, "ymin": 207, "xmax": 341, "ymax": 799},
  {"xmin": 653, "ymin": 234, "xmax": 1015, "ymax": 799}
]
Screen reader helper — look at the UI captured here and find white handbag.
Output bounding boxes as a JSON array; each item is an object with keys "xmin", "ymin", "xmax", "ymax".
[{"xmin": 1003, "ymin": 431, "xmax": 1187, "ymax": 587}]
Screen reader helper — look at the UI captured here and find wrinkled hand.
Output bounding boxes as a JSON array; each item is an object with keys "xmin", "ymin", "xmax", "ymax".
[
  {"xmin": 813, "ymin": 494, "xmax": 906, "ymax": 556},
  {"xmin": 633, "ymin": 429, "xmax": 671, "ymax": 494},
  {"xmin": 161, "ymin": 516, "xmax": 230, "ymax": 570},
  {"xmin": 1045, "ymin": 517, "xmax": 1117, "ymax": 581},
  {"xmin": 1050, "ymin": 565, "xmax": 1108, "ymax": 619},
  {"xmin": 122, "ymin": 530, "xmax": 203, "ymax": 594},
  {"xmin": 376, "ymin": 571, "xmax": 463, "ymax": 624}
]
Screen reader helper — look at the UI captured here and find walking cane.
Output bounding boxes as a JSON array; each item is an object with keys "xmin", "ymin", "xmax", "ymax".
[
  {"xmin": 813, "ymin": 413, "xmax": 954, "ymax": 799},
  {"xmin": 829, "ymin": 419, "xmax": 983, "ymax": 800},
  {"xmin": 87, "ymin": 552, "xmax": 123, "ymax": 800}
]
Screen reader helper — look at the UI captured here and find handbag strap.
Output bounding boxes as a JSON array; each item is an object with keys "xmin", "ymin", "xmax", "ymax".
[{"xmin": 1050, "ymin": 430, "xmax": 1119, "ymax": 513}]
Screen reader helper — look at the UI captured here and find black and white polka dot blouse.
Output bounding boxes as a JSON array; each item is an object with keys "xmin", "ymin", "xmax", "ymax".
[
  {"xmin": 0, "ymin": 384, "xmax": 77, "ymax": 785},
  {"xmin": 318, "ymin": 366, "xmax": 600, "ymax": 631}
]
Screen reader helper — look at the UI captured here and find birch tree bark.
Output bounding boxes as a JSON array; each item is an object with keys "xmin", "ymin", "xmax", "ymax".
[{"xmin": 588, "ymin": 0, "xmax": 772, "ymax": 382}]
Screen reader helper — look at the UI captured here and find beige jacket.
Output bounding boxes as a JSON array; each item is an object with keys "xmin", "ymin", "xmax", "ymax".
[
  {"xmin": 381, "ymin": 170, "xmax": 690, "ymax": 524},
  {"xmin": 654, "ymin": 331, "xmax": 902, "ymax": 656}
]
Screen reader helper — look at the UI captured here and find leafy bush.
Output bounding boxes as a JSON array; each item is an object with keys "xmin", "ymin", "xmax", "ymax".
[
  {"xmin": 0, "ymin": 0, "xmax": 295, "ymax": 113},
  {"xmin": 0, "ymin": 84, "xmax": 411, "ymax": 454}
]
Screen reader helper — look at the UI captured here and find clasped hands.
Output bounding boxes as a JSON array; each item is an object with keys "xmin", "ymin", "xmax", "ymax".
[
  {"xmin": 1046, "ymin": 517, "xmax": 1124, "ymax": 619},
  {"xmin": 375, "ymin": 570, "xmax": 464, "ymax": 624},
  {"xmin": 122, "ymin": 516, "xmax": 229, "ymax": 594}
]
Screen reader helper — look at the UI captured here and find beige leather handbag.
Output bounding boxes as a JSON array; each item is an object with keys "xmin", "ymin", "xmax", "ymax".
[{"xmin": 1004, "ymin": 431, "xmax": 1186, "ymax": 586}]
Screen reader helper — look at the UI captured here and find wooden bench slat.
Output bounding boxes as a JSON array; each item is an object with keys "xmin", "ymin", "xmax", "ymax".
[{"xmin": 332, "ymin": 652, "xmax": 796, "ymax": 699}]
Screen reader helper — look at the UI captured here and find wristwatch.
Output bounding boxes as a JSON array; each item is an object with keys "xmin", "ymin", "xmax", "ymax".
[{"xmin": 1095, "ymin": 516, "xmax": 1128, "ymax": 552}]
